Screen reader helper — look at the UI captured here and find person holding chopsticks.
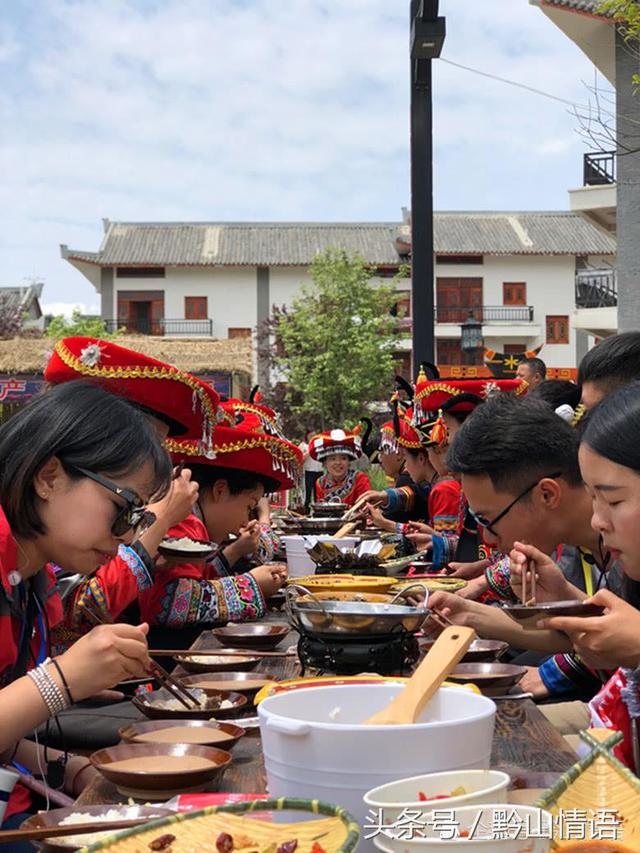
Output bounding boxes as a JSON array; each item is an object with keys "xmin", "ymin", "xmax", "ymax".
[{"xmin": 0, "ymin": 381, "xmax": 172, "ymax": 829}]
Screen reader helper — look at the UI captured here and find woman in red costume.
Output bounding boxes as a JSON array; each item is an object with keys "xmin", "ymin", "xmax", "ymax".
[
  {"xmin": 0, "ymin": 381, "xmax": 170, "ymax": 830},
  {"xmin": 309, "ymin": 428, "xmax": 371, "ymax": 507},
  {"xmin": 138, "ymin": 426, "xmax": 302, "ymax": 646}
]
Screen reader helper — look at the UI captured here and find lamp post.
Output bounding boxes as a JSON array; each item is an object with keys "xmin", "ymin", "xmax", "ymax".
[
  {"xmin": 410, "ymin": 0, "xmax": 446, "ymax": 372},
  {"xmin": 460, "ymin": 312, "xmax": 483, "ymax": 367}
]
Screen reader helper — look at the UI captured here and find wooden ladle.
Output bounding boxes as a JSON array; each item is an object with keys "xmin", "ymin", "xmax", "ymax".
[{"xmin": 364, "ymin": 625, "xmax": 476, "ymax": 725}]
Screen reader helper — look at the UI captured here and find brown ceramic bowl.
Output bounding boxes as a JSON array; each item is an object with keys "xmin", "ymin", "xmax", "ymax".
[
  {"xmin": 90, "ymin": 743, "xmax": 231, "ymax": 795},
  {"xmin": 211, "ymin": 623, "xmax": 290, "ymax": 649},
  {"xmin": 181, "ymin": 672, "xmax": 276, "ymax": 699},
  {"xmin": 420, "ymin": 637, "xmax": 509, "ymax": 663},
  {"xmin": 118, "ymin": 719, "xmax": 245, "ymax": 750},
  {"xmin": 446, "ymin": 662, "xmax": 528, "ymax": 694},
  {"xmin": 131, "ymin": 686, "xmax": 247, "ymax": 720},
  {"xmin": 20, "ymin": 805, "xmax": 172, "ymax": 853},
  {"xmin": 502, "ymin": 600, "xmax": 605, "ymax": 628},
  {"xmin": 173, "ymin": 651, "xmax": 261, "ymax": 674}
]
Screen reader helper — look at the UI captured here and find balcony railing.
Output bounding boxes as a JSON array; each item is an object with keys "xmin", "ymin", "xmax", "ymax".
[
  {"xmin": 575, "ymin": 269, "xmax": 617, "ymax": 309},
  {"xmin": 105, "ymin": 318, "xmax": 214, "ymax": 336},
  {"xmin": 584, "ymin": 151, "xmax": 616, "ymax": 186},
  {"xmin": 435, "ymin": 305, "xmax": 534, "ymax": 324}
]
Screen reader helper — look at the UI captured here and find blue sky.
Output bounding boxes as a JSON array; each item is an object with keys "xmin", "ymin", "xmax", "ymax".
[{"xmin": 0, "ymin": 0, "xmax": 609, "ymax": 313}]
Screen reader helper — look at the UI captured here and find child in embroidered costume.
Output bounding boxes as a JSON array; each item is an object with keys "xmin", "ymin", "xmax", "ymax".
[
  {"xmin": 368, "ymin": 412, "xmax": 430, "ymax": 526},
  {"xmin": 0, "ymin": 382, "xmax": 170, "ymax": 824},
  {"xmin": 309, "ymin": 428, "xmax": 371, "ymax": 507},
  {"xmin": 138, "ymin": 426, "xmax": 302, "ymax": 645}
]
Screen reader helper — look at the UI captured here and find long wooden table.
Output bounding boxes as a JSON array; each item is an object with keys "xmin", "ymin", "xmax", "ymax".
[{"xmin": 76, "ymin": 623, "xmax": 577, "ymax": 806}]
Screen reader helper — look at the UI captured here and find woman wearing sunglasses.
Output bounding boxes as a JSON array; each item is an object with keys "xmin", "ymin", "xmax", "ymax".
[{"xmin": 0, "ymin": 380, "xmax": 171, "ymax": 826}]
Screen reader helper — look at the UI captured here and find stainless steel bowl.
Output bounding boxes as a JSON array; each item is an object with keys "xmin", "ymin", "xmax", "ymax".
[
  {"xmin": 285, "ymin": 583, "xmax": 429, "ymax": 636},
  {"xmin": 310, "ymin": 502, "xmax": 349, "ymax": 518},
  {"xmin": 281, "ymin": 516, "xmax": 350, "ymax": 534}
]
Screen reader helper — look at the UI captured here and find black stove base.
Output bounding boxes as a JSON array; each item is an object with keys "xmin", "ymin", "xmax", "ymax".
[{"xmin": 297, "ymin": 630, "xmax": 420, "ymax": 676}]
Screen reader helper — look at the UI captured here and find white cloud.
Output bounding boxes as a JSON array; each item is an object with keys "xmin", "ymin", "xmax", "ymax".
[
  {"xmin": 42, "ymin": 301, "xmax": 100, "ymax": 318},
  {"xmin": 0, "ymin": 0, "xmax": 612, "ymax": 305}
]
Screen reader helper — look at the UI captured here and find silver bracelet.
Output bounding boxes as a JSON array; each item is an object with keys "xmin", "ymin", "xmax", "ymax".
[{"xmin": 27, "ymin": 658, "xmax": 69, "ymax": 716}]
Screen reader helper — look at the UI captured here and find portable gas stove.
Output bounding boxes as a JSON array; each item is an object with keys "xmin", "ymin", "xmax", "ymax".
[{"xmin": 296, "ymin": 626, "xmax": 419, "ymax": 676}]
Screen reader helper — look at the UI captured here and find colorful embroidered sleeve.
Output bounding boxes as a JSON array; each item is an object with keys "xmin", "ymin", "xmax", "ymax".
[
  {"xmin": 154, "ymin": 573, "xmax": 266, "ymax": 627},
  {"xmin": 384, "ymin": 485, "xmax": 418, "ymax": 514},
  {"xmin": 483, "ymin": 556, "xmax": 518, "ymax": 604},
  {"xmin": 255, "ymin": 523, "xmax": 282, "ymax": 564},
  {"xmin": 539, "ymin": 652, "xmax": 612, "ymax": 697},
  {"xmin": 428, "ymin": 480, "xmax": 461, "ymax": 533},
  {"xmin": 430, "ymin": 533, "xmax": 459, "ymax": 570},
  {"xmin": 64, "ymin": 544, "xmax": 153, "ymax": 633}
]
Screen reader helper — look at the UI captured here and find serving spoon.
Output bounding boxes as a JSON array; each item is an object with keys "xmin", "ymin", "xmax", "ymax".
[{"xmin": 363, "ymin": 624, "xmax": 476, "ymax": 725}]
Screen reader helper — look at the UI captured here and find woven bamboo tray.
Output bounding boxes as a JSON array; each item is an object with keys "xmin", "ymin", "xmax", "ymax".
[
  {"xmin": 536, "ymin": 728, "xmax": 640, "ymax": 849},
  {"xmin": 82, "ymin": 798, "xmax": 360, "ymax": 853}
]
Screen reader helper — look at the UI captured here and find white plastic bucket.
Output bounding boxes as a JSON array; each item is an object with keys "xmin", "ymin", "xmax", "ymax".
[
  {"xmin": 0, "ymin": 766, "xmax": 19, "ymax": 824},
  {"xmin": 258, "ymin": 683, "xmax": 496, "ymax": 850},
  {"xmin": 282, "ymin": 535, "xmax": 359, "ymax": 577}
]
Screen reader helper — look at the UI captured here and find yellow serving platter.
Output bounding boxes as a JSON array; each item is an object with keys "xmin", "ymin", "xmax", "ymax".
[
  {"xmin": 254, "ymin": 674, "xmax": 481, "ymax": 704},
  {"xmin": 389, "ymin": 577, "xmax": 467, "ymax": 594},
  {"xmin": 287, "ymin": 574, "xmax": 399, "ymax": 594}
]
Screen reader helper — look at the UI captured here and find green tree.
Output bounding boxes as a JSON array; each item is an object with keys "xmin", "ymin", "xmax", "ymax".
[
  {"xmin": 260, "ymin": 249, "xmax": 403, "ymax": 432},
  {"xmin": 599, "ymin": 0, "xmax": 640, "ymax": 87},
  {"xmin": 45, "ymin": 308, "xmax": 124, "ymax": 339}
]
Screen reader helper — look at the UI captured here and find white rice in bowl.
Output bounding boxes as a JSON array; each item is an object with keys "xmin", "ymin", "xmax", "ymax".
[{"xmin": 55, "ymin": 808, "xmax": 163, "ymax": 847}]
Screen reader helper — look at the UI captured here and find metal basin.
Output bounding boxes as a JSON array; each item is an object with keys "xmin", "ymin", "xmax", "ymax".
[{"xmin": 285, "ymin": 584, "xmax": 429, "ymax": 636}]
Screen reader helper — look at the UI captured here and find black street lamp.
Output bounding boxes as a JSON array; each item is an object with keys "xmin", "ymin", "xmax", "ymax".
[
  {"xmin": 410, "ymin": 0, "xmax": 446, "ymax": 373},
  {"xmin": 460, "ymin": 312, "xmax": 483, "ymax": 366}
]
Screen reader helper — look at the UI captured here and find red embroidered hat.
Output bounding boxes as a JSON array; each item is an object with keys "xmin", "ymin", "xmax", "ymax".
[
  {"xmin": 221, "ymin": 399, "xmax": 284, "ymax": 438},
  {"xmin": 166, "ymin": 426, "xmax": 303, "ymax": 491},
  {"xmin": 379, "ymin": 419, "xmax": 399, "ymax": 454},
  {"xmin": 44, "ymin": 337, "xmax": 220, "ymax": 453},
  {"xmin": 308, "ymin": 428, "xmax": 363, "ymax": 462},
  {"xmin": 413, "ymin": 377, "xmax": 528, "ymax": 422}
]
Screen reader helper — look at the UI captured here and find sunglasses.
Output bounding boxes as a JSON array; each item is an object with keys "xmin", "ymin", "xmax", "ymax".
[
  {"xmin": 468, "ymin": 471, "xmax": 563, "ymax": 537},
  {"xmin": 66, "ymin": 464, "xmax": 156, "ymax": 538}
]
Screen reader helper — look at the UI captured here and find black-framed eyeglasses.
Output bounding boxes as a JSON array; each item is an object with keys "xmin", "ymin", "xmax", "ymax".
[
  {"xmin": 66, "ymin": 464, "xmax": 156, "ymax": 538},
  {"xmin": 467, "ymin": 471, "xmax": 563, "ymax": 537}
]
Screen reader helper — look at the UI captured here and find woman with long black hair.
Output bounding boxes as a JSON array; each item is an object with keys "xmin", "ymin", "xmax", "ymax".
[{"xmin": 0, "ymin": 380, "xmax": 171, "ymax": 827}]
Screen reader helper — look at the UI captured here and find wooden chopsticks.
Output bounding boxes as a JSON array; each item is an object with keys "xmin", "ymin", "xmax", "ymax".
[
  {"xmin": 148, "ymin": 662, "xmax": 202, "ymax": 710},
  {"xmin": 522, "ymin": 558, "xmax": 537, "ymax": 607},
  {"xmin": 150, "ymin": 648, "xmax": 296, "ymax": 658},
  {"xmin": 79, "ymin": 600, "xmax": 201, "ymax": 710},
  {"xmin": 0, "ymin": 818, "xmax": 150, "ymax": 843},
  {"xmin": 428, "ymin": 608, "xmax": 456, "ymax": 630}
]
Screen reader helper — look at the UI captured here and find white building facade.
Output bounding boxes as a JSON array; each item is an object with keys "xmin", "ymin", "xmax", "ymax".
[{"xmin": 61, "ymin": 213, "xmax": 616, "ymax": 380}]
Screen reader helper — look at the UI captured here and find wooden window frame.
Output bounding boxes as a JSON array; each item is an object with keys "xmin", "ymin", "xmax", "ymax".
[
  {"xmin": 503, "ymin": 282, "xmax": 527, "ymax": 306},
  {"xmin": 185, "ymin": 296, "xmax": 208, "ymax": 320},
  {"xmin": 546, "ymin": 315, "xmax": 570, "ymax": 345}
]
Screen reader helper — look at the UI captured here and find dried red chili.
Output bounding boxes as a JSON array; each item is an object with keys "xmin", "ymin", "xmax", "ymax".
[
  {"xmin": 216, "ymin": 832, "xmax": 234, "ymax": 853},
  {"xmin": 148, "ymin": 834, "xmax": 176, "ymax": 851}
]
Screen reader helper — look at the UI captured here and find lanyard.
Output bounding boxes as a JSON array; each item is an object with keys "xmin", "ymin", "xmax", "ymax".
[
  {"xmin": 580, "ymin": 551, "xmax": 594, "ymax": 598},
  {"xmin": 12, "ymin": 581, "xmax": 48, "ymax": 679}
]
